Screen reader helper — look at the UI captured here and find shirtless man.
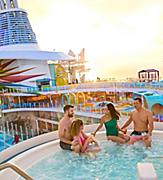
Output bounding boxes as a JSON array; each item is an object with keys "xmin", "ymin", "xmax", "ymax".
[
  {"xmin": 58, "ymin": 105, "xmax": 74, "ymax": 150},
  {"xmin": 121, "ymin": 97, "xmax": 153, "ymax": 147}
]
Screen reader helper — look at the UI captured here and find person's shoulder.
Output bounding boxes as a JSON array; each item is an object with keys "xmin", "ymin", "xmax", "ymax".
[
  {"xmin": 144, "ymin": 108, "xmax": 151, "ymax": 113},
  {"xmin": 146, "ymin": 109, "xmax": 152, "ymax": 115},
  {"xmin": 59, "ymin": 117, "xmax": 65, "ymax": 124},
  {"xmin": 144, "ymin": 109, "xmax": 152, "ymax": 115},
  {"xmin": 71, "ymin": 118, "xmax": 75, "ymax": 123},
  {"xmin": 130, "ymin": 110, "xmax": 135, "ymax": 116},
  {"xmin": 100, "ymin": 115, "xmax": 106, "ymax": 121}
]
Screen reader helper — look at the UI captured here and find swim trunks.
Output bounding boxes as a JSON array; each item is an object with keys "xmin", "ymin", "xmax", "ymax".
[
  {"xmin": 59, "ymin": 141, "xmax": 72, "ymax": 151},
  {"xmin": 130, "ymin": 130, "xmax": 148, "ymax": 136},
  {"xmin": 130, "ymin": 131, "xmax": 149, "ymax": 143}
]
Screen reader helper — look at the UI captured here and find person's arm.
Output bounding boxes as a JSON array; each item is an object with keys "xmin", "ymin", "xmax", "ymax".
[
  {"xmin": 117, "ymin": 124, "xmax": 127, "ymax": 134},
  {"xmin": 121, "ymin": 114, "xmax": 133, "ymax": 130},
  {"xmin": 81, "ymin": 136, "xmax": 92, "ymax": 153},
  {"xmin": 81, "ymin": 131, "xmax": 89, "ymax": 139},
  {"xmin": 147, "ymin": 111, "xmax": 153, "ymax": 136},
  {"xmin": 72, "ymin": 136, "xmax": 80, "ymax": 146},
  {"xmin": 81, "ymin": 140, "xmax": 88, "ymax": 153},
  {"xmin": 58, "ymin": 123, "xmax": 72, "ymax": 144},
  {"xmin": 92, "ymin": 117, "xmax": 104, "ymax": 136},
  {"xmin": 117, "ymin": 124, "xmax": 121, "ymax": 131}
]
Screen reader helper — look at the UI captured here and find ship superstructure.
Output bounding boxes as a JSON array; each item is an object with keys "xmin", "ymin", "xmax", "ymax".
[{"xmin": 0, "ymin": 0, "xmax": 74, "ymax": 87}]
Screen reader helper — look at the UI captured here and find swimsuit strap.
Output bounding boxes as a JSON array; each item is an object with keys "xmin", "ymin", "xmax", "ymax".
[{"xmin": 79, "ymin": 133, "xmax": 86, "ymax": 145}]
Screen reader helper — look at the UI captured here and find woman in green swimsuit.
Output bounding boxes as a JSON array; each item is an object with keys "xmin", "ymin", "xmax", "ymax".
[{"xmin": 92, "ymin": 103, "xmax": 129, "ymax": 144}]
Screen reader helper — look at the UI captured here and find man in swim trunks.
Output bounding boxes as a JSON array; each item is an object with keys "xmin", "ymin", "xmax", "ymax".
[
  {"xmin": 121, "ymin": 97, "xmax": 153, "ymax": 147},
  {"xmin": 58, "ymin": 105, "xmax": 75, "ymax": 150}
]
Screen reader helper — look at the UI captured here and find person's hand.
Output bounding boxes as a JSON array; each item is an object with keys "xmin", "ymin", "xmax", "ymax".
[
  {"xmin": 71, "ymin": 137, "xmax": 79, "ymax": 146},
  {"xmin": 142, "ymin": 133, "xmax": 151, "ymax": 141},
  {"xmin": 89, "ymin": 135, "xmax": 96, "ymax": 142},
  {"xmin": 121, "ymin": 128, "xmax": 127, "ymax": 134},
  {"xmin": 86, "ymin": 136, "xmax": 94, "ymax": 143},
  {"xmin": 91, "ymin": 132, "xmax": 96, "ymax": 137}
]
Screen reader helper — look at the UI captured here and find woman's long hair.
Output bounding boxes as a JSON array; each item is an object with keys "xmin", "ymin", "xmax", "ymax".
[
  {"xmin": 70, "ymin": 119, "xmax": 83, "ymax": 137},
  {"xmin": 107, "ymin": 103, "xmax": 120, "ymax": 120}
]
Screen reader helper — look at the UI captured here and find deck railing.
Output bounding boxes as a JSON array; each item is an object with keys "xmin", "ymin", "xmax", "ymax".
[
  {"xmin": 0, "ymin": 163, "xmax": 33, "ymax": 180},
  {"xmin": 26, "ymin": 82, "xmax": 163, "ymax": 93},
  {"xmin": 1, "ymin": 82, "xmax": 163, "ymax": 94}
]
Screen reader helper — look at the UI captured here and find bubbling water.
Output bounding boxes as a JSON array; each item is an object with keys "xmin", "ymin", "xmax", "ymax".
[{"xmin": 27, "ymin": 140, "xmax": 163, "ymax": 180}]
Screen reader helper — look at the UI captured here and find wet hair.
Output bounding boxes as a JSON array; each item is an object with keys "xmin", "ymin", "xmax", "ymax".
[
  {"xmin": 70, "ymin": 119, "xmax": 83, "ymax": 137},
  {"xmin": 134, "ymin": 97, "xmax": 142, "ymax": 103},
  {"xmin": 63, "ymin": 105, "xmax": 74, "ymax": 113},
  {"xmin": 106, "ymin": 103, "xmax": 120, "ymax": 120}
]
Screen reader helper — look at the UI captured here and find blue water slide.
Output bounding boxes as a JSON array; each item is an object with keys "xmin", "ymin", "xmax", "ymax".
[{"xmin": 144, "ymin": 94, "xmax": 163, "ymax": 110}]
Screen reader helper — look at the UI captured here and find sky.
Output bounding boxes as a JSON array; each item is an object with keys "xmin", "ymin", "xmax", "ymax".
[{"xmin": 18, "ymin": 0, "xmax": 163, "ymax": 80}]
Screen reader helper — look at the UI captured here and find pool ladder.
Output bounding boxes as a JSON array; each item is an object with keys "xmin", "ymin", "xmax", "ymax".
[{"xmin": 0, "ymin": 162, "xmax": 33, "ymax": 180}]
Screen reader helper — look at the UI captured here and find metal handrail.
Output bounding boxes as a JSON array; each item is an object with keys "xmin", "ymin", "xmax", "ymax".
[{"xmin": 0, "ymin": 162, "xmax": 33, "ymax": 180}]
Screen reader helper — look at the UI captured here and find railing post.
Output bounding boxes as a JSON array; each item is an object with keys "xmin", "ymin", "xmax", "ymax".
[
  {"xmin": 25, "ymin": 127, "xmax": 29, "ymax": 139},
  {"xmin": 15, "ymin": 124, "xmax": 18, "ymax": 135},
  {"xmin": 35, "ymin": 119, "xmax": 39, "ymax": 135},
  {"xmin": 6, "ymin": 121, "xmax": 9, "ymax": 134},
  {"xmin": 20, "ymin": 125, "xmax": 24, "ymax": 141},
  {"xmin": 11, "ymin": 123, "xmax": 14, "ymax": 136},
  {"xmin": 0, "ymin": 163, "xmax": 33, "ymax": 180}
]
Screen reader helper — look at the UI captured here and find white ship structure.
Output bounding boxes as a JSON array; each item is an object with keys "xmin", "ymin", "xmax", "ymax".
[{"xmin": 0, "ymin": 0, "xmax": 74, "ymax": 87}]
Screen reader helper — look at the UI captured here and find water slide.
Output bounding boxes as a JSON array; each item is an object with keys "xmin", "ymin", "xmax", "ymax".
[
  {"xmin": 55, "ymin": 64, "xmax": 68, "ymax": 86},
  {"xmin": 133, "ymin": 91, "xmax": 163, "ymax": 119},
  {"xmin": 144, "ymin": 94, "xmax": 163, "ymax": 120},
  {"xmin": 144, "ymin": 94, "xmax": 163, "ymax": 111},
  {"xmin": 49, "ymin": 64, "xmax": 68, "ymax": 86}
]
